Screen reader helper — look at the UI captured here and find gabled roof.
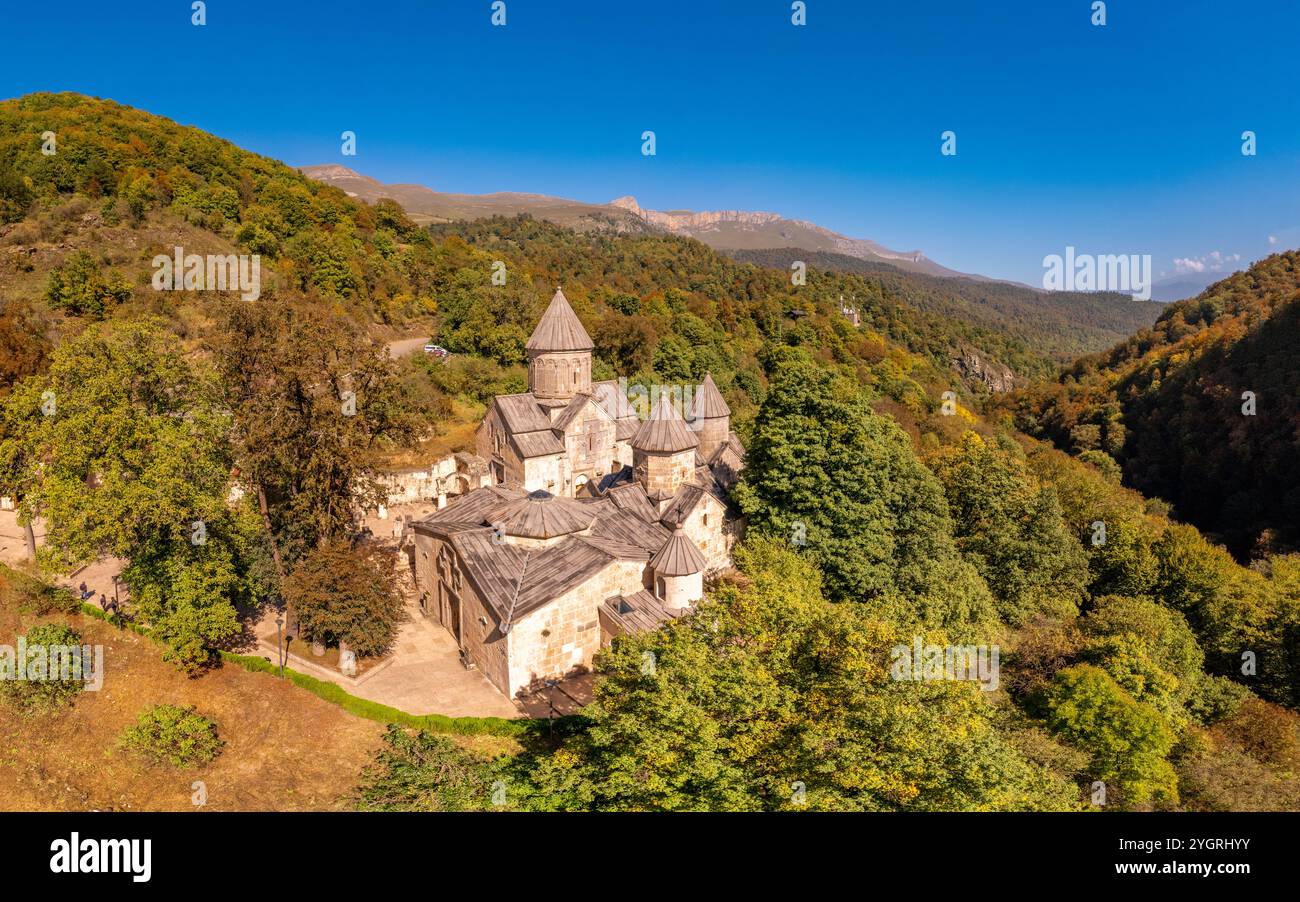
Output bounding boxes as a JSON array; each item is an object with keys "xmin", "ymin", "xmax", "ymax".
[
  {"xmin": 422, "ymin": 485, "xmax": 526, "ymax": 526},
  {"xmin": 552, "ymin": 392, "xmax": 608, "ymax": 433},
  {"xmin": 589, "ymin": 509, "xmax": 672, "ymax": 553},
  {"xmin": 591, "ymin": 380, "xmax": 638, "ymax": 420},
  {"xmin": 650, "ymin": 526, "xmax": 708, "ymax": 576},
  {"xmin": 510, "ymin": 430, "xmax": 566, "ymax": 459},
  {"xmin": 494, "ymin": 393, "xmax": 553, "ymax": 434},
  {"xmin": 526, "ymin": 288, "xmax": 593, "ymax": 352},
  {"xmin": 691, "ymin": 373, "xmax": 731, "ymax": 420},
  {"xmin": 605, "ymin": 481, "xmax": 660, "ymax": 523},
  {"xmin": 416, "ymin": 512, "xmax": 623, "ymax": 630},
  {"xmin": 631, "ymin": 396, "xmax": 700, "ymax": 453},
  {"xmin": 708, "ymin": 432, "xmax": 746, "ymax": 468},
  {"xmin": 600, "ymin": 589, "xmax": 684, "ymax": 636}
]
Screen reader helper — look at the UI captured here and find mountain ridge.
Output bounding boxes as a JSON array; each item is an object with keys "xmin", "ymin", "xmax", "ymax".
[{"xmin": 300, "ymin": 163, "xmax": 1008, "ymax": 283}]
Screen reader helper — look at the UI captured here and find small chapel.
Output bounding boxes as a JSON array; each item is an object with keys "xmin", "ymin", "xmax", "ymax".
[{"xmin": 411, "ymin": 288, "xmax": 745, "ymax": 697}]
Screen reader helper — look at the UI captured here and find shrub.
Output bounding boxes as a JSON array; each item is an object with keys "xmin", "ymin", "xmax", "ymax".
[
  {"xmin": 43, "ymin": 250, "xmax": 132, "ymax": 317},
  {"xmin": 353, "ymin": 725, "xmax": 500, "ymax": 811},
  {"xmin": 0, "ymin": 565, "xmax": 80, "ymax": 615},
  {"xmin": 0, "ymin": 622, "xmax": 88, "ymax": 714},
  {"xmin": 120, "ymin": 704, "xmax": 222, "ymax": 768}
]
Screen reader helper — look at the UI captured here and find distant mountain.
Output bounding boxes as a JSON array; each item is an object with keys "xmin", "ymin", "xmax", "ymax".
[
  {"xmin": 299, "ymin": 164, "xmax": 651, "ymax": 234},
  {"xmin": 609, "ymin": 195, "xmax": 1005, "ymax": 283},
  {"xmin": 300, "ymin": 165, "xmax": 1010, "ymax": 284},
  {"xmin": 1151, "ymin": 269, "xmax": 1245, "ymax": 302}
]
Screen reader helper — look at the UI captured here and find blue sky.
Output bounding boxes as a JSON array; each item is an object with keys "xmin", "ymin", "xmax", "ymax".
[{"xmin": 2, "ymin": 0, "xmax": 1297, "ymax": 285}]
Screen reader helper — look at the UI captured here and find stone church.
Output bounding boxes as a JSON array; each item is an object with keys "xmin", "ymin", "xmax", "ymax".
[{"xmin": 412, "ymin": 288, "xmax": 745, "ymax": 698}]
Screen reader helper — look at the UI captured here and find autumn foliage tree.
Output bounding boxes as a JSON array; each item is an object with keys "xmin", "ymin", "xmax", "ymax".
[{"xmin": 281, "ymin": 540, "xmax": 405, "ymax": 657}]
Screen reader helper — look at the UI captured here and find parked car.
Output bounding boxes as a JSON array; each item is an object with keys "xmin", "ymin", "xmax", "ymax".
[{"xmin": 423, "ymin": 344, "xmax": 449, "ymax": 358}]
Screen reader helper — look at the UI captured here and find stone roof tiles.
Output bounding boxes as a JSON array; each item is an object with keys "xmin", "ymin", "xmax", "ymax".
[
  {"xmin": 649, "ymin": 525, "xmax": 708, "ymax": 576},
  {"xmin": 600, "ymin": 589, "xmax": 683, "ymax": 636},
  {"xmin": 494, "ymin": 393, "xmax": 553, "ymax": 434},
  {"xmin": 691, "ymin": 373, "xmax": 731, "ymax": 419},
  {"xmin": 487, "ymin": 489, "xmax": 598, "ymax": 539},
  {"xmin": 525, "ymin": 288, "xmax": 593, "ymax": 352},
  {"xmin": 510, "ymin": 429, "xmax": 566, "ymax": 459},
  {"xmin": 631, "ymin": 396, "xmax": 700, "ymax": 453}
]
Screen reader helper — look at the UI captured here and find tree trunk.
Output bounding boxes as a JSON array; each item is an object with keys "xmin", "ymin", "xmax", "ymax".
[
  {"xmin": 23, "ymin": 520, "xmax": 36, "ymax": 560},
  {"xmin": 256, "ymin": 483, "xmax": 286, "ymax": 580}
]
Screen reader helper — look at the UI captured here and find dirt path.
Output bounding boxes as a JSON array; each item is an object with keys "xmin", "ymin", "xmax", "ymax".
[{"xmin": 385, "ymin": 335, "xmax": 432, "ymax": 359}]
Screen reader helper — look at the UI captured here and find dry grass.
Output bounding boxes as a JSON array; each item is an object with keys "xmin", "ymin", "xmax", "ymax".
[
  {"xmin": 0, "ymin": 599, "xmax": 388, "ymax": 811},
  {"xmin": 375, "ymin": 397, "xmax": 485, "ymax": 469}
]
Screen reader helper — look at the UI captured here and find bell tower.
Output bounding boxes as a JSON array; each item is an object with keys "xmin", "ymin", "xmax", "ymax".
[{"xmin": 526, "ymin": 287, "xmax": 593, "ymax": 406}]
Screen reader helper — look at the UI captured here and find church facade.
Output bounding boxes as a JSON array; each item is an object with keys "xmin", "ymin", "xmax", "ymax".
[{"xmin": 412, "ymin": 289, "xmax": 745, "ymax": 698}]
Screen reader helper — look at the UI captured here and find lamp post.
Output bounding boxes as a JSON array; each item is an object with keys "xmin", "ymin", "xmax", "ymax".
[{"xmin": 275, "ymin": 614, "xmax": 286, "ymax": 678}]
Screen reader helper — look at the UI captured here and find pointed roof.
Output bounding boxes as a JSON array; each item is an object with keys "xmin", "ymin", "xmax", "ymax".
[
  {"xmin": 691, "ymin": 373, "xmax": 731, "ymax": 419},
  {"xmin": 650, "ymin": 526, "xmax": 707, "ymax": 576},
  {"xmin": 526, "ymin": 288, "xmax": 593, "ymax": 352},
  {"xmin": 631, "ymin": 396, "xmax": 700, "ymax": 453}
]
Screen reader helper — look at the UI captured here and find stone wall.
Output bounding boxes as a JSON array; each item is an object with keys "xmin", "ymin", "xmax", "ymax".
[
  {"xmin": 679, "ymin": 491, "xmax": 732, "ymax": 572},
  {"xmin": 693, "ymin": 415, "xmax": 730, "ymax": 462},
  {"xmin": 635, "ymin": 448, "xmax": 696, "ymax": 499},
  {"xmin": 521, "ymin": 452, "xmax": 570, "ymax": 496},
  {"xmin": 561, "ymin": 398, "xmax": 617, "ymax": 485},
  {"xmin": 507, "ymin": 558, "xmax": 647, "ymax": 694},
  {"xmin": 528, "ymin": 350, "xmax": 591, "ymax": 401},
  {"xmin": 412, "ymin": 530, "xmax": 510, "ymax": 692}
]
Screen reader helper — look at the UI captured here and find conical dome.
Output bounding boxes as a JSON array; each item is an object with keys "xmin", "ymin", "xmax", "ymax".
[
  {"xmin": 690, "ymin": 373, "xmax": 731, "ymax": 419},
  {"xmin": 631, "ymin": 396, "xmax": 699, "ymax": 453},
  {"xmin": 650, "ymin": 526, "xmax": 707, "ymax": 576},
  {"xmin": 526, "ymin": 288, "xmax": 593, "ymax": 352}
]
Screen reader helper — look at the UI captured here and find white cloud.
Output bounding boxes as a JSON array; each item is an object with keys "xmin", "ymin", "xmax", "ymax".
[
  {"xmin": 1269, "ymin": 235, "xmax": 1278, "ymax": 245},
  {"xmin": 1172, "ymin": 250, "xmax": 1241, "ymax": 275}
]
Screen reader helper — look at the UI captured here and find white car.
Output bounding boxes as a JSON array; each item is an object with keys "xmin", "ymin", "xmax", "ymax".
[{"xmin": 423, "ymin": 344, "xmax": 449, "ymax": 358}]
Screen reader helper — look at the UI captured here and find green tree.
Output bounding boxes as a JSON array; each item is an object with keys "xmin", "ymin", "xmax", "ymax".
[
  {"xmin": 208, "ymin": 299, "xmax": 426, "ymax": 571},
  {"xmin": 43, "ymin": 251, "xmax": 132, "ymax": 318},
  {"xmin": 354, "ymin": 726, "xmax": 502, "ymax": 811},
  {"xmin": 282, "ymin": 540, "xmax": 406, "ymax": 657},
  {"xmin": 0, "ymin": 319, "xmax": 267, "ymax": 670},
  {"xmin": 733, "ymin": 360, "xmax": 996, "ymax": 638},
  {"xmin": 1043, "ymin": 664, "xmax": 1178, "ymax": 808},
  {"xmin": 524, "ymin": 538, "xmax": 1078, "ymax": 811},
  {"xmin": 931, "ymin": 432, "xmax": 1089, "ymax": 624},
  {"xmin": 0, "ymin": 622, "xmax": 87, "ymax": 714},
  {"xmin": 1079, "ymin": 595, "xmax": 1204, "ymax": 724}
]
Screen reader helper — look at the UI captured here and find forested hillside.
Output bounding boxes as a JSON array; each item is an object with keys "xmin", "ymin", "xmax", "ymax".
[
  {"xmin": 732, "ymin": 247, "xmax": 1165, "ymax": 376},
  {"xmin": 1006, "ymin": 252, "xmax": 1300, "ymax": 559},
  {"xmin": 2, "ymin": 92, "xmax": 1299, "ymax": 812}
]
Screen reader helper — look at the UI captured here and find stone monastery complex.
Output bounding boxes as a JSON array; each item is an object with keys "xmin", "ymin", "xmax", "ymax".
[{"xmin": 412, "ymin": 288, "xmax": 746, "ymax": 697}]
